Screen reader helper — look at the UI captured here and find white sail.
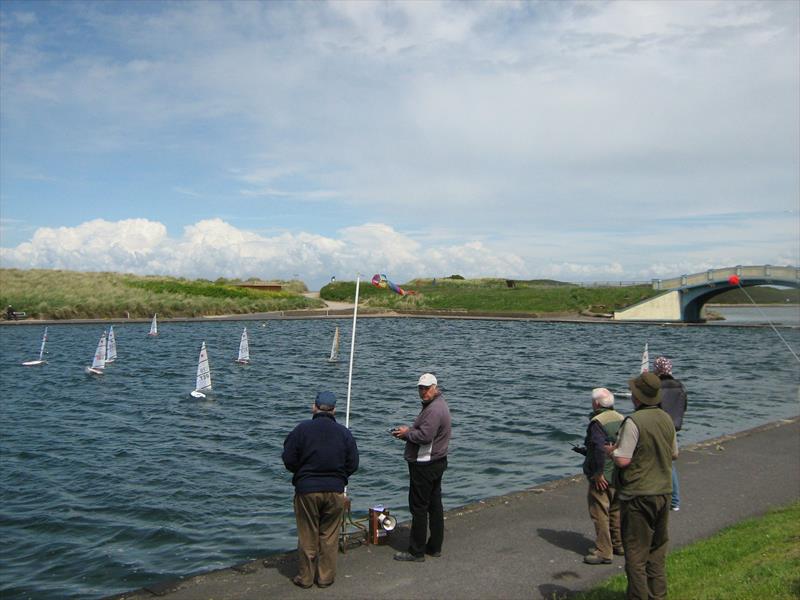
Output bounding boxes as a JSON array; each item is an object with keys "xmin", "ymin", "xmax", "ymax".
[
  {"xmin": 194, "ymin": 341, "xmax": 212, "ymax": 394},
  {"xmin": 640, "ymin": 343, "xmax": 649, "ymax": 373},
  {"xmin": 106, "ymin": 326, "xmax": 117, "ymax": 363},
  {"xmin": 328, "ymin": 326, "xmax": 340, "ymax": 362},
  {"xmin": 22, "ymin": 327, "xmax": 48, "ymax": 366},
  {"xmin": 85, "ymin": 331, "xmax": 107, "ymax": 374},
  {"xmin": 148, "ymin": 314, "xmax": 158, "ymax": 336},
  {"xmin": 236, "ymin": 328, "xmax": 250, "ymax": 364}
]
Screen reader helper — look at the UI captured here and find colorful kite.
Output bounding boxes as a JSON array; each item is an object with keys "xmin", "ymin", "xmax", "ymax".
[{"xmin": 371, "ymin": 274, "xmax": 415, "ymax": 296}]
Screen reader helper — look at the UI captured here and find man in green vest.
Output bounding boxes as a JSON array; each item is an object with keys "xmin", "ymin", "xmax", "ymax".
[
  {"xmin": 608, "ymin": 372, "xmax": 678, "ymax": 600},
  {"xmin": 579, "ymin": 387, "xmax": 625, "ymax": 565}
]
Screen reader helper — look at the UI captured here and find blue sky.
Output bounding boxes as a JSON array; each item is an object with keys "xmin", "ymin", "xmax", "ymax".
[{"xmin": 1, "ymin": 0, "xmax": 798, "ymax": 289}]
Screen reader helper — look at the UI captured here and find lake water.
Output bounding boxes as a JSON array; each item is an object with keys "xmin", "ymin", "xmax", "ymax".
[
  {"xmin": 710, "ymin": 304, "xmax": 800, "ymax": 326},
  {"xmin": 1, "ymin": 315, "xmax": 798, "ymax": 598}
]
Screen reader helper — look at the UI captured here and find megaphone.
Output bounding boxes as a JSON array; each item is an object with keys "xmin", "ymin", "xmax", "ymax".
[{"xmin": 377, "ymin": 512, "xmax": 396, "ymax": 532}]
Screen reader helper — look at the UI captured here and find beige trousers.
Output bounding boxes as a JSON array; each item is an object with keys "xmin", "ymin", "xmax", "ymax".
[
  {"xmin": 294, "ymin": 492, "xmax": 345, "ymax": 586},
  {"xmin": 587, "ymin": 482, "xmax": 622, "ymax": 559}
]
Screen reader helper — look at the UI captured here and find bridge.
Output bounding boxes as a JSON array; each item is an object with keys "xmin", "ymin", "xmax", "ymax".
[{"xmin": 614, "ymin": 265, "xmax": 800, "ymax": 323}]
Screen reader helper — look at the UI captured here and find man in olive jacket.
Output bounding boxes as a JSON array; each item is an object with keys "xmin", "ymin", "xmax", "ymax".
[{"xmin": 608, "ymin": 372, "xmax": 678, "ymax": 600}]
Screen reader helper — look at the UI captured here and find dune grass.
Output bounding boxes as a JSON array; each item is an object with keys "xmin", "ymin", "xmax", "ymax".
[
  {"xmin": 0, "ymin": 269, "xmax": 323, "ymax": 319},
  {"xmin": 321, "ymin": 278, "xmax": 660, "ymax": 315},
  {"xmin": 572, "ymin": 501, "xmax": 800, "ymax": 600}
]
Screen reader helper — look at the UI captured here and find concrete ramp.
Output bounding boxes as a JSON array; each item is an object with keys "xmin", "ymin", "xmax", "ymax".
[{"xmin": 614, "ymin": 291, "xmax": 682, "ymax": 322}]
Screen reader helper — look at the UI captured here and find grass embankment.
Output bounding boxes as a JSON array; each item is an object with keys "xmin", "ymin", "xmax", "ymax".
[
  {"xmin": 321, "ymin": 277, "xmax": 660, "ymax": 316},
  {"xmin": 0, "ymin": 269, "xmax": 323, "ymax": 320},
  {"xmin": 573, "ymin": 501, "xmax": 800, "ymax": 600}
]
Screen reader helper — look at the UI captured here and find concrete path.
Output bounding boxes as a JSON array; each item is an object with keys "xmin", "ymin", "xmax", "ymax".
[{"xmin": 114, "ymin": 418, "xmax": 799, "ymax": 600}]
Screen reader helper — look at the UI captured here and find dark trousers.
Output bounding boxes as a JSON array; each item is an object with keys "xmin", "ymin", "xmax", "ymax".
[
  {"xmin": 293, "ymin": 492, "xmax": 346, "ymax": 586},
  {"xmin": 407, "ymin": 458, "xmax": 447, "ymax": 557},
  {"xmin": 621, "ymin": 494, "xmax": 670, "ymax": 600}
]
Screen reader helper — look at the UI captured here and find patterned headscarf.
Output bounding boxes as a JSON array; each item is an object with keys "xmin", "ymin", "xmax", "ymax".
[{"xmin": 653, "ymin": 356, "xmax": 673, "ymax": 376}]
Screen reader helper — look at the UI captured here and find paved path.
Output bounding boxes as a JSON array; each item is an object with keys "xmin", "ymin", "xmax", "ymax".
[{"xmin": 114, "ymin": 418, "xmax": 799, "ymax": 600}]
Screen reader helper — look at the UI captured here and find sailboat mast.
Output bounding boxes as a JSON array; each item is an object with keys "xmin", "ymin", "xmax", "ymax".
[
  {"xmin": 345, "ymin": 275, "xmax": 360, "ymax": 429},
  {"xmin": 38, "ymin": 328, "xmax": 48, "ymax": 361}
]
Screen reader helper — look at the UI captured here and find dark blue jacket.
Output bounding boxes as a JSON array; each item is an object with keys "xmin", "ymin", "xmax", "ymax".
[{"xmin": 282, "ymin": 412, "xmax": 359, "ymax": 494}]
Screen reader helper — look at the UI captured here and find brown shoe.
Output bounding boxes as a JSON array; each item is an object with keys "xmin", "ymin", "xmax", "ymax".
[
  {"xmin": 292, "ymin": 576, "xmax": 313, "ymax": 589},
  {"xmin": 613, "ymin": 547, "xmax": 625, "ymax": 556},
  {"xmin": 584, "ymin": 553, "xmax": 612, "ymax": 565}
]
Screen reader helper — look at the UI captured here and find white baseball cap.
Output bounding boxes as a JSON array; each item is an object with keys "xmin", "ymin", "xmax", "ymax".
[{"xmin": 418, "ymin": 373, "xmax": 437, "ymax": 387}]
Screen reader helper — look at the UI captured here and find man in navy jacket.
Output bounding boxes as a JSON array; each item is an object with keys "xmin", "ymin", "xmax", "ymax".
[{"xmin": 283, "ymin": 391, "xmax": 359, "ymax": 589}]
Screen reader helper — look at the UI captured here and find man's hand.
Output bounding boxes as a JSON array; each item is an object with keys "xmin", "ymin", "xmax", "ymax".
[
  {"xmin": 392, "ymin": 426, "xmax": 409, "ymax": 439},
  {"xmin": 603, "ymin": 442, "xmax": 616, "ymax": 456},
  {"xmin": 592, "ymin": 473, "xmax": 609, "ymax": 491}
]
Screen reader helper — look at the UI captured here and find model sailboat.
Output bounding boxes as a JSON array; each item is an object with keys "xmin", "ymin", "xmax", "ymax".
[
  {"xmin": 327, "ymin": 326, "xmax": 340, "ymax": 362},
  {"xmin": 106, "ymin": 326, "xmax": 117, "ymax": 363},
  {"xmin": 148, "ymin": 314, "xmax": 158, "ymax": 336},
  {"xmin": 85, "ymin": 331, "xmax": 107, "ymax": 375},
  {"xmin": 640, "ymin": 343, "xmax": 649, "ymax": 373},
  {"xmin": 190, "ymin": 341, "xmax": 212, "ymax": 398},
  {"xmin": 235, "ymin": 328, "xmax": 250, "ymax": 364},
  {"xmin": 22, "ymin": 327, "xmax": 48, "ymax": 366}
]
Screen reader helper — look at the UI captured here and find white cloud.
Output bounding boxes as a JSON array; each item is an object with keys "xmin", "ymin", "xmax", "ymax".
[
  {"xmin": 0, "ymin": 1, "xmax": 796, "ymax": 282},
  {"xmin": 0, "ymin": 218, "xmax": 527, "ymax": 288}
]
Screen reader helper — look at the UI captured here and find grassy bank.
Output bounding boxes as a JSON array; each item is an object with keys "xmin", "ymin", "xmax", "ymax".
[
  {"xmin": 0, "ymin": 269, "xmax": 323, "ymax": 320},
  {"xmin": 573, "ymin": 501, "xmax": 800, "ymax": 600},
  {"xmin": 321, "ymin": 277, "xmax": 660, "ymax": 315}
]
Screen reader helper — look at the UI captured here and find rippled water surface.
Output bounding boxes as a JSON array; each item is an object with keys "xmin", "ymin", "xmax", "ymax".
[{"xmin": 1, "ymin": 317, "xmax": 798, "ymax": 598}]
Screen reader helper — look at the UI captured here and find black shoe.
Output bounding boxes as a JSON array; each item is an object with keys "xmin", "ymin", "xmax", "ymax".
[
  {"xmin": 292, "ymin": 576, "xmax": 313, "ymax": 588},
  {"xmin": 425, "ymin": 550, "xmax": 442, "ymax": 557},
  {"xmin": 394, "ymin": 551, "xmax": 425, "ymax": 562}
]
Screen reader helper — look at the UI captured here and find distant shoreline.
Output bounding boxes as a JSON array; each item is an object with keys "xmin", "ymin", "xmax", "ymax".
[{"xmin": 2, "ymin": 305, "xmax": 797, "ymax": 328}]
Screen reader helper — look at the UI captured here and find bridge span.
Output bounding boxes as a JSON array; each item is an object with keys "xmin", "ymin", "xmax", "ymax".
[{"xmin": 614, "ymin": 265, "xmax": 799, "ymax": 323}]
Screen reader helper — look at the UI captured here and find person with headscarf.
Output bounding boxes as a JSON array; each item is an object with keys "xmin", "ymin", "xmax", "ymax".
[{"xmin": 653, "ymin": 356, "xmax": 688, "ymax": 511}]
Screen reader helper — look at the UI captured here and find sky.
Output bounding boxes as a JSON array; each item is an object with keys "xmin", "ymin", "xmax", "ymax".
[{"xmin": 1, "ymin": 0, "xmax": 798, "ymax": 290}]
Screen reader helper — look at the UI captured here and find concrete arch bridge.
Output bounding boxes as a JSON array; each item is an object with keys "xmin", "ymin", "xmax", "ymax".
[{"xmin": 614, "ymin": 265, "xmax": 799, "ymax": 323}]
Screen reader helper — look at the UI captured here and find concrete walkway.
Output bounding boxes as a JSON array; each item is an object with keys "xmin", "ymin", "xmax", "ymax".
[{"xmin": 114, "ymin": 418, "xmax": 799, "ymax": 600}]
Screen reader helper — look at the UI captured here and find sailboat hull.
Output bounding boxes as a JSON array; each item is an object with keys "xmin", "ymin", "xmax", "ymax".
[
  {"xmin": 85, "ymin": 366, "xmax": 104, "ymax": 376},
  {"xmin": 235, "ymin": 359, "xmax": 250, "ymax": 365},
  {"xmin": 190, "ymin": 389, "xmax": 208, "ymax": 398},
  {"xmin": 22, "ymin": 360, "xmax": 46, "ymax": 367}
]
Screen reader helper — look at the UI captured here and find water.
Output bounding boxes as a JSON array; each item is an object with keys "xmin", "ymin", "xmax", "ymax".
[
  {"xmin": 1, "ymin": 317, "xmax": 798, "ymax": 599},
  {"xmin": 711, "ymin": 305, "xmax": 800, "ymax": 326}
]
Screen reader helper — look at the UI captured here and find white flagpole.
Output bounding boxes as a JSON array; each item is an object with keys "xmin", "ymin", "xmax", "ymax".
[{"xmin": 345, "ymin": 274, "xmax": 361, "ymax": 429}]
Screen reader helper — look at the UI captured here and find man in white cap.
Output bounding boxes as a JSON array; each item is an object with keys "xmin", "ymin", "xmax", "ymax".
[
  {"xmin": 390, "ymin": 373, "xmax": 452, "ymax": 562},
  {"xmin": 577, "ymin": 387, "xmax": 624, "ymax": 564}
]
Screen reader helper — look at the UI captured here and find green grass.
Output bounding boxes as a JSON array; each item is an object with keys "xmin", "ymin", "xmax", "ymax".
[
  {"xmin": 572, "ymin": 501, "xmax": 800, "ymax": 600},
  {"xmin": 321, "ymin": 278, "xmax": 660, "ymax": 315},
  {"xmin": 0, "ymin": 269, "xmax": 323, "ymax": 319}
]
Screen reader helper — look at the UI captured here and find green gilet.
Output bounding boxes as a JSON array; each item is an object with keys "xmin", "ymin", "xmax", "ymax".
[
  {"xmin": 617, "ymin": 406, "xmax": 675, "ymax": 496},
  {"xmin": 591, "ymin": 409, "xmax": 624, "ymax": 480}
]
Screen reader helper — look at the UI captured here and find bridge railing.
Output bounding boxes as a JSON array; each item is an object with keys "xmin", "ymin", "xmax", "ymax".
[{"xmin": 653, "ymin": 265, "xmax": 800, "ymax": 291}]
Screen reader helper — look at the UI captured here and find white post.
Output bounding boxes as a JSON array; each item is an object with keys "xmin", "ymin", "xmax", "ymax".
[{"xmin": 345, "ymin": 275, "xmax": 361, "ymax": 428}]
